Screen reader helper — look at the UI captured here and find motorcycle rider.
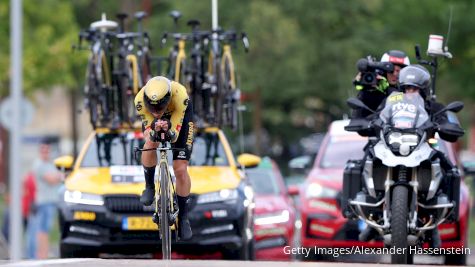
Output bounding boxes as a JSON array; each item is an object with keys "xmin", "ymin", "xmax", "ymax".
[
  {"xmin": 350, "ymin": 50, "xmax": 410, "ymax": 136},
  {"xmin": 358, "ymin": 64, "xmax": 464, "ymax": 244},
  {"xmin": 352, "ymin": 50, "xmax": 410, "ymax": 119}
]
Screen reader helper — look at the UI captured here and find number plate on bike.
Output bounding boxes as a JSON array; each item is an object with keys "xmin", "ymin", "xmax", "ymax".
[{"xmin": 122, "ymin": 217, "xmax": 157, "ymax": 231}]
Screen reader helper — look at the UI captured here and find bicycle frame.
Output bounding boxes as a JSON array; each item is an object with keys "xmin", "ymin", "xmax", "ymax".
[
  {"xmin": 135, "ymin": 142, "xmax": 180, "ymax": 260},
  {"xmin": 221, "ymin": 44, "xmax": 236, "ymax": 89},
  {"xmin": 174, "ymin": 39, "xmax": 187, "ymax": 83}
]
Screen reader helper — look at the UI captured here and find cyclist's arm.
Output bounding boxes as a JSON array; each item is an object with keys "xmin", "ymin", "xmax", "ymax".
[
  {"xmin": 134, "ymin": 88, "xmax": 154, "ymax": 131},
  {"xmin": 169, "ymin": 82, "xmax": 189, "ymax": 143}
]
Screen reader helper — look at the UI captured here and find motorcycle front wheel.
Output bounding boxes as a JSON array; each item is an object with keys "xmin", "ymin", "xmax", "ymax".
[{"xmin": 391, "ymin": 185, "xmax": 409, "ymax": 264}]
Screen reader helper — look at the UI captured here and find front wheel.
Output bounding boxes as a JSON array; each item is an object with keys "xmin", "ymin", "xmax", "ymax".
[
  {"xmin": 159, "ymin": 162, "xmax": 172, "ymax": 260},
  {"xmin": 391, "ymin": 185, "xmax": 409, "ymax": 264}
]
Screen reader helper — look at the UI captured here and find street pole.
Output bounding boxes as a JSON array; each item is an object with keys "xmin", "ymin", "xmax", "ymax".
[
  {"xmin": 212, "ymin": 0, "xmax": 218, "ymax": 54},
  {"xmin": 212, "ymin": 0, "xmax": 218, "ymax": 31},
  {"xmin": 9, "ymin": 0, "xmax": 23, "ymax": 261}
]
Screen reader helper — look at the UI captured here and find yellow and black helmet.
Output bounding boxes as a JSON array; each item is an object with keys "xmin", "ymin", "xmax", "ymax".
[{"xmin": 143, "ymin": 76, "xmax": 172, "ymax": 113}]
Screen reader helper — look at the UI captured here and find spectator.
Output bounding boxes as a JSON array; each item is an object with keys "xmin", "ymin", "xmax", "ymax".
[
  {"xmin": 29, "ymin": 140, "xmax": 63, "ymax": 259},
  {"xmin": 1, "ymin": 172, "xmax": 36, "ymax": 259}
]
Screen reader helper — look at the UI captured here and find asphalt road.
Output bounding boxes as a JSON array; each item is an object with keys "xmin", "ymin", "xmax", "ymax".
[{"xmin": 0, "ymin": 259, "xmax": 458, "ymax": 267}]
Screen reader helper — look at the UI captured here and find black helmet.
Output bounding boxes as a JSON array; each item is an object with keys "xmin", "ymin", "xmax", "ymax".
[
  {"xmin": 399, "ymin": 64, "xmax": 431, "ymax": 97},
  {"xmin": 143, "ymin": 76, "xmax": 172, "ymax": 114},
  {"xmin": 380, "ymin": 50, "xmax": 410, "ymax": 67}
]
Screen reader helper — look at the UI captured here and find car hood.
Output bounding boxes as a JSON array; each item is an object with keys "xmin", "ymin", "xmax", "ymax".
[
  {"xmin": 65, "ymin": 166, "xmax": 241, "ymax": 195},
  {"xmin": 305, "ymin": 168, "xmax": 344, "ymax": 190},
  {"xmin": 188, "ymin": 166, "xmax": 241, "ymax": 194},
  {"xmin": 254, "ymin": 195, "xmax": 289, "ymax": 214}
]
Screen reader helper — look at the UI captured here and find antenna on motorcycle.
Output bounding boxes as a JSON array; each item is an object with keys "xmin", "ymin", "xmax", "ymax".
[
  {"xmin": 414, "ymin": 7, "xmax": 454, "ymax": 100},
  {"xmin": 444, "ymin": 6, "xmax": 453, "ymax": 57}
]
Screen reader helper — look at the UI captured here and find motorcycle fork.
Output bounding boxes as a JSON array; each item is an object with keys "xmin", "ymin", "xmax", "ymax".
[
  {"xmin": 383, "ymin": 167, "xmax": 393, "ymax": 230},
  {"xmin": 408, "ymin": 167, "xmax": 418, "ymax": 231}
]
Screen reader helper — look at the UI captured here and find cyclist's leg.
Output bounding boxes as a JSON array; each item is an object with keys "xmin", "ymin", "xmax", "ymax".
[
  {"xmin": 171, "ymin": 102, "xmax": 194, "ymax": 240},
  {"xmin": 140, "ymin": 123, "xmax": 160, "ymax": 205}
]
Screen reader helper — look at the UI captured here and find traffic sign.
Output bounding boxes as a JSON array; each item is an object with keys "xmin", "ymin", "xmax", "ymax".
[{"xmin": 0, "ymin": 96, "xmax": 34, "ymax": 131}]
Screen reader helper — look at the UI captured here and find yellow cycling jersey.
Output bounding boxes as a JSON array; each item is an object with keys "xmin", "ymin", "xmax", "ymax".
[{"xmin": 134, "ymin": 81, "xmax": 189, "ymax": 143}]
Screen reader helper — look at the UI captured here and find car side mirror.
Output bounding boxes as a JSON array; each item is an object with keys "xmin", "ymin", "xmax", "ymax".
[
  {"xmin": 462, "ymin": 161, "xmax": 475, "ymax": 176},
  {"xmin": 287, "ymin": 185, "xmax": 299, "ymax": 196},
  {"xmin": 237, "ymin": 153, "xmax": 261, "ymax": 168},
  {"xmin": 54, "ymin": 155, "xmax": 74, "ymax": 172},
  {"xmin": 288, "ymin": 155, "xmax": 312, "ymax": 174}
]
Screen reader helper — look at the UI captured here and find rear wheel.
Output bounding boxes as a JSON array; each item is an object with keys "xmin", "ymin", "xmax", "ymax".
[
  {"xmin": 221, "ymin": 57, "xmax": 237, "ymax": 130},
  {"xmin": 124, "ymin": 57, "xmax": 139, "ymax": 126},
  {"xmin": 391, "ymin": 185, "xmax": 409, "ymax": 264}
]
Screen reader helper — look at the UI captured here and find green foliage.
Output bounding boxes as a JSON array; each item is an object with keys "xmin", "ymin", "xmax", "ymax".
[
  {"xmin": 2, "ymin": 0, "xmax": 475, "ymax": 155},
  {"xmin": 0, "ymin": 0, "xmax": 86, "ymax": 96}
]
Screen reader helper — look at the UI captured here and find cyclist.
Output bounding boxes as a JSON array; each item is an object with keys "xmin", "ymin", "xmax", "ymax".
[
  {"xmin": 352, "ymin": 50, "xmax": 410, "ymax": 118},
  {"xmin": 134, "ymin": 76, "xmax": 194, "ymax": 240}
]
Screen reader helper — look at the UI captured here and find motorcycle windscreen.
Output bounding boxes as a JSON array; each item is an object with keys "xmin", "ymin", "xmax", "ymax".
[{"xmin": 379, "ymin": 92, "xmax": 429, "ymax": 130}]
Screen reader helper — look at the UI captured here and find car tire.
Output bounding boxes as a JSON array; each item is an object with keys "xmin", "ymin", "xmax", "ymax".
[
  {"xmin": 60, "ymin": 244, "xmax": 98, "ymax": 258},
  {"xmin": 248, "ymin": 239, "xmax": 256, "ymax": 260},
  {"xmin": 444, "ymin": 254, "xmax": 466, "ymax": 265},
  {"xmin": 222, "ymin": 241, "xmax": 250, "ymax": 260}
]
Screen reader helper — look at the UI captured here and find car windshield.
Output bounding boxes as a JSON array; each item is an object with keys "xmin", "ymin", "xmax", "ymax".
[
  {"xmin": 247, "ymin": 169, "xmax": 280, "ymax": 195},
  {"xmin": 319, "ymin": 137, "xmax": 366, "ymax": 169},
  {"xmin": 80, "ymin": 131, "xmax": 229, "ymax": 167}
]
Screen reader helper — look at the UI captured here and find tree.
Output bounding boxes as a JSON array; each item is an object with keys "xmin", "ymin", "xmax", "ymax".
[{"xmin": 0, "ymin": 0, "xmax": 86, "ymax": 97}]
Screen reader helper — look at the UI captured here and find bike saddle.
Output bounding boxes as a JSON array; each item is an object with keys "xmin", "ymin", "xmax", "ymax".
[
  {"xmin": 187, "ymin": 19, "xmax": 201, "ymax": 30},
  {"xmin": 90, "ymin": 13, "xmax": 118, "ymax": 31},
  {"xmin": 134, "ymin": 11, "xmax": 147, "ymax": 20},
  {"xmin": 169, "ymin": 10, "xmax": 182, "ymax": 20},
  {"xmin": 116, "ymin": 13, "xmax": 128, "ymax": 21}
]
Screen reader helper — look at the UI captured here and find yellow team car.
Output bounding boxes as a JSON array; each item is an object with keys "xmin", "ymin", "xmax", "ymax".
[{"xmin": 55, "ymin": 127, "xmax": 260, "ymax": 260}]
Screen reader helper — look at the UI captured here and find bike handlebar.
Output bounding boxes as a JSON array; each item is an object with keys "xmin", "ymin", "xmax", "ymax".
[
  {"xmin": 134, "ymin": 146, "xmax": 185, "ymax": 152},
  {"xmin": 161, "ymin": 30, "xmax": 250, "ymax": 52}
]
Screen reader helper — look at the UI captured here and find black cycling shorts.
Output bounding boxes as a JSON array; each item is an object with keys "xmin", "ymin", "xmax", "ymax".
[{"xmin": 166, "ymin": 102, "xmax": 194, "ymax": 161}]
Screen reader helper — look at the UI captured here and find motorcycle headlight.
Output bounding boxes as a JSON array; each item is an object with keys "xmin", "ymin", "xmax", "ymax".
[
  {"xmin": 386, "ymin": 132, "xmax": 419, "ymax": 156},
  {"xmin": 305, "ymin": 183, "xmax": 338, "ymax": 199},
  {"xmin": 197, "ymin": 189, "xmax": 239, "ymax": 204},
  {"xmin": 64, "ymin": 190, "xmax": 104, "ymax": 206}
]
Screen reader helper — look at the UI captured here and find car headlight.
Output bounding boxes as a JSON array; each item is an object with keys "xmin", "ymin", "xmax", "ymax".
[
  {"xmin": 64, "ymin": 190, "xmax": 104, "ymax": 206},
  {"xmin": 387, "ymin": 132, "xmax": 419, "ymax": 156},
  {"xmin": 254, "ymin": 210, "xmax": 290, "ymax": 225},
  {"xmin": 305, "ymin": 183, "xmax": 338, "ymax": 199},
  {"xmin": 197, "ymin": 189, "xmax": 239, "ymax": 204}
]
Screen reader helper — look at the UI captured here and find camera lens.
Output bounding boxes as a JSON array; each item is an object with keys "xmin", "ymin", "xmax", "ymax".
[{"xmin": 362, "ymin": 73, "xmax": 375, "ymax": 84}]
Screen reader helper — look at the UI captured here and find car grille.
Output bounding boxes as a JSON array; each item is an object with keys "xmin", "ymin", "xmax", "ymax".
[
  {"xmin": 104, "ymin": 195, "xmax": 154, "ymax": 213},
  {"xmin": 104, "ymin": 194, "xmax": 199, "ymax": 214}
]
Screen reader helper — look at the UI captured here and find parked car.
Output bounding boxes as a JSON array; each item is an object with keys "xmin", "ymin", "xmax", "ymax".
[
  {"xmin": 247, "ymin": 157, "xmax": 296, "ymax": 261},
  {"xmin": 298, "ymin": 120, "xmax": 470, "ymax": 265},
  {"xmin": 54, "ymin": 127, "xmax": 259, "ymax": 260}
]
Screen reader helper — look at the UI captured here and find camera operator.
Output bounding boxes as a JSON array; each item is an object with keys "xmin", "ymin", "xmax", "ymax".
[{"xmin": 352, "ymin": 50, "xmax": 410, "ymax": 119}]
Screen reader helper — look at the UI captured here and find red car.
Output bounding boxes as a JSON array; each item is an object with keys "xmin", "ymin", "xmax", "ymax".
[
  {"xmin": 247, "ymin": 157, "xmax": 296, "ymax": 261},
  {"xmin": 298, "ymin": 120, "xmax": 470, "ymax": 265}
]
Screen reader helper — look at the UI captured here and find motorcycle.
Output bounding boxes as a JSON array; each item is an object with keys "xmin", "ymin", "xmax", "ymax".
[{"xmin": 341, "ymin": 91, "xmax": 464, "ymax": 264}]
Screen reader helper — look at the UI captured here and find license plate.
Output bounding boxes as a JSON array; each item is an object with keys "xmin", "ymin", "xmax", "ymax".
[{"xmin": 122, "ymin": 217, "xmax": 158, "ymax": 231}]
